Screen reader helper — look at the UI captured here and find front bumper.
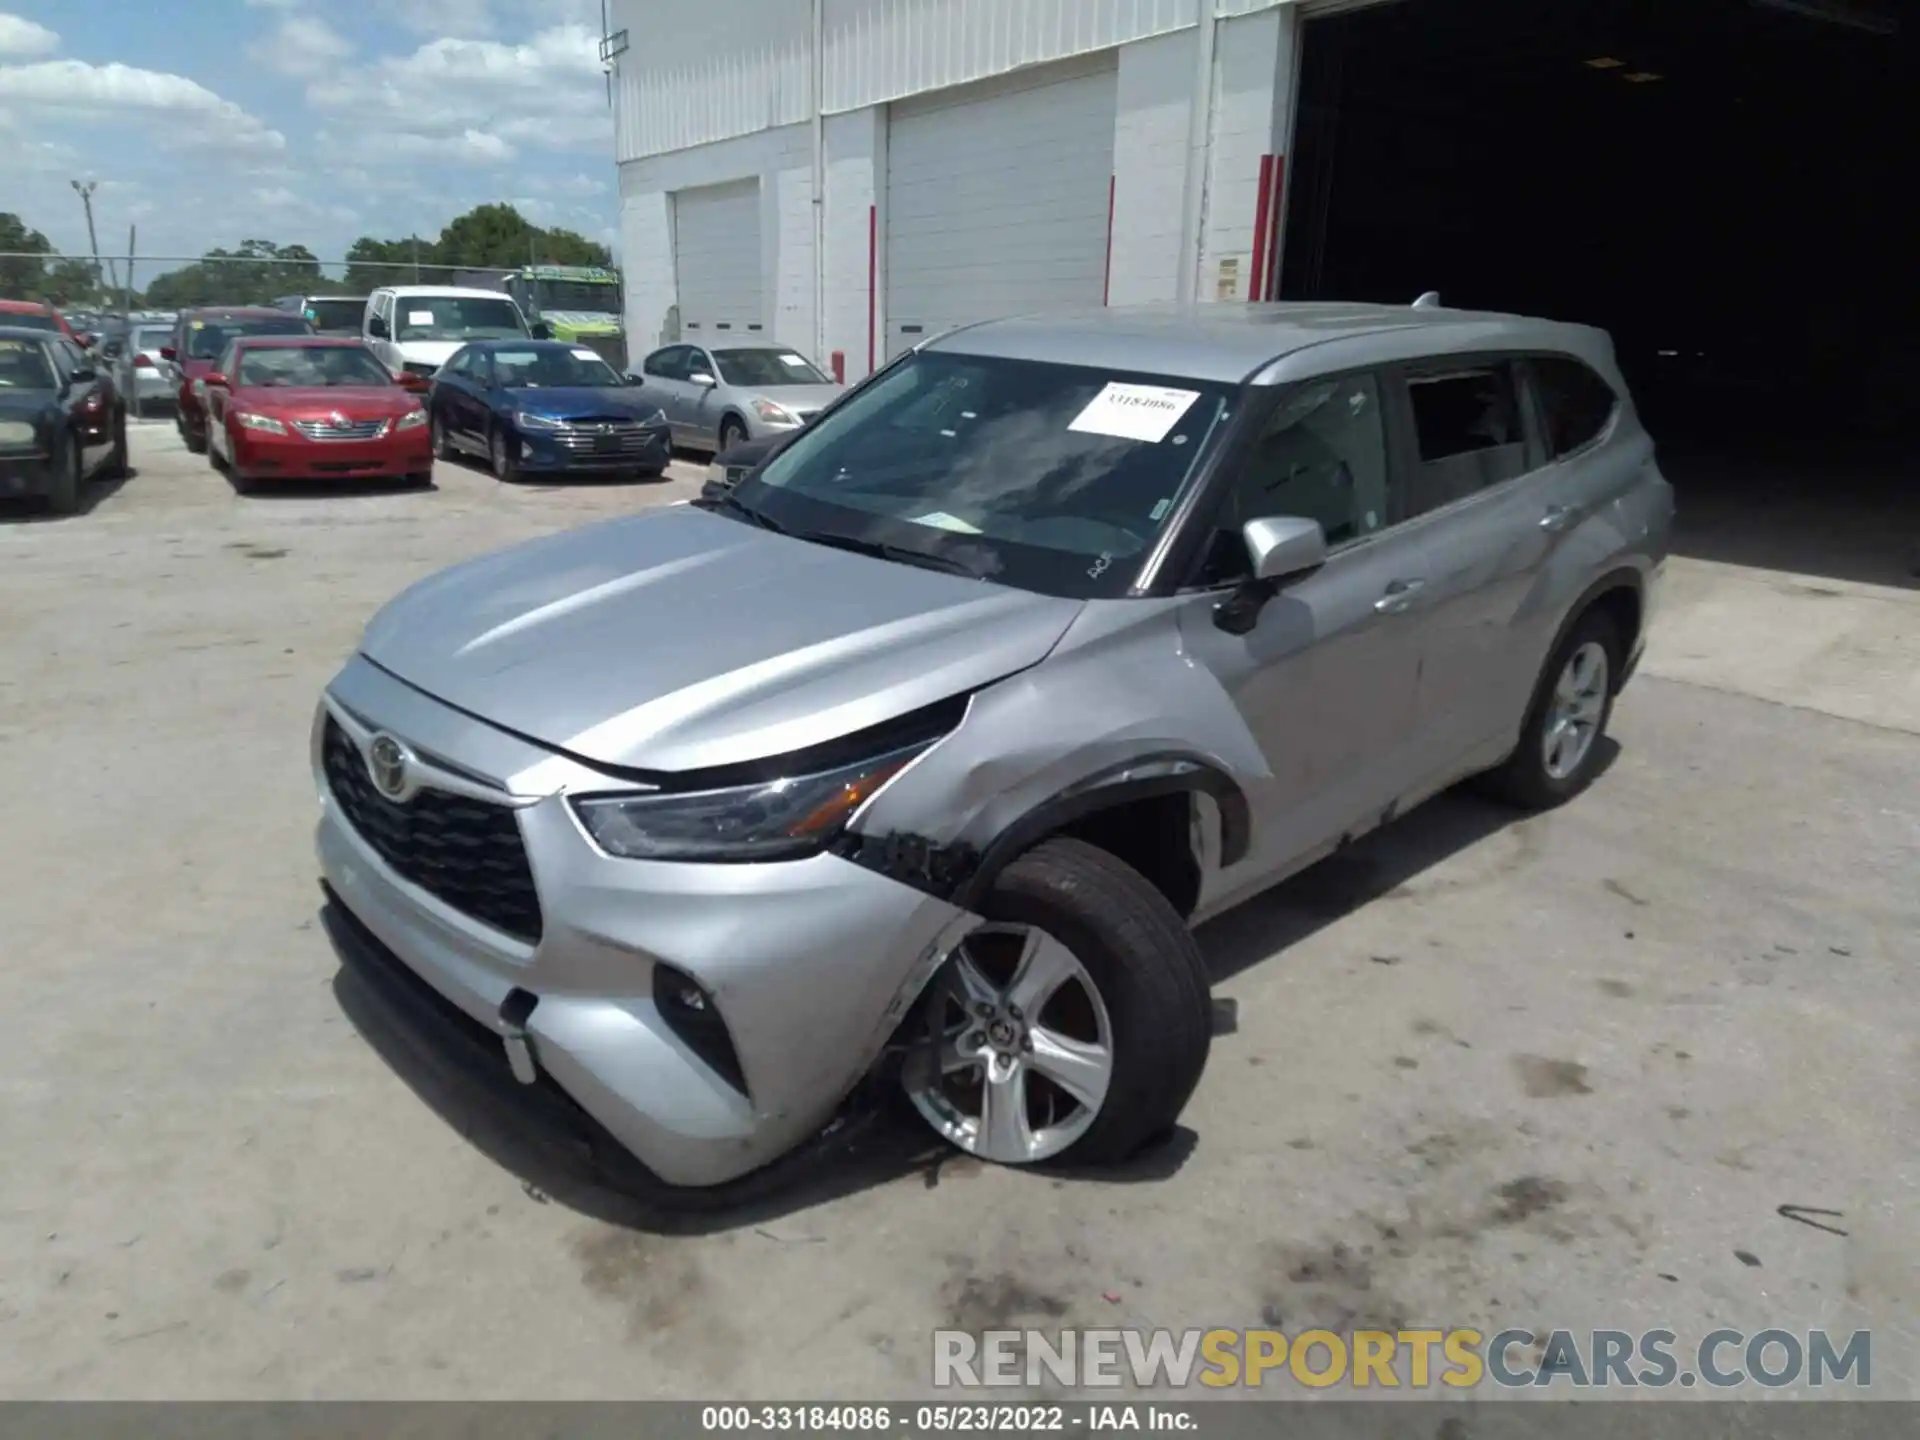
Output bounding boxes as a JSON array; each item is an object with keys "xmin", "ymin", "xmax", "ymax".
[
  {"xmin": 514, "ymin": 424, "xmax": 671, "ymax": 474},
  {"xmin": 0, "ymin": 451, "xmax": 53, "ymax": 499},
  {"xmin": 312, "ymin": 654, "xmax": 970, "ymax": 1190},
  {"xmin": 233, "ymin": 424, "xmax": 432, "ymax": 482}
]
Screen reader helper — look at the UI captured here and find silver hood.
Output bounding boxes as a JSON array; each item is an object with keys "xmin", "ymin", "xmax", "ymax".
[{"xmin": 357, "ymin": 506, "xmax": 1083, "ymax": 774}]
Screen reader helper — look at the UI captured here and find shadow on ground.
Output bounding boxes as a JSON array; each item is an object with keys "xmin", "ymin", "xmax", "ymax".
[{"xmin": 0, "ymin": 466, "xmax": 136, "ymax": 524}]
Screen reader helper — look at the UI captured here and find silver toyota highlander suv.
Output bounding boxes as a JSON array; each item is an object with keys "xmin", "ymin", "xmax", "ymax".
[{"xmin": 315, "ymin": 302, "xmax": 1672, "ymax": 1204}]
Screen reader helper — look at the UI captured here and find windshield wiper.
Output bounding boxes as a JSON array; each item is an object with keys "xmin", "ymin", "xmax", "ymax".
[
  {"xmin": 790, "ymin": 530, "xmax": 986, "ymax": 579},
  {"xmin": 694, "ymin": 490, "xmax": 787, "ymax": 534}
]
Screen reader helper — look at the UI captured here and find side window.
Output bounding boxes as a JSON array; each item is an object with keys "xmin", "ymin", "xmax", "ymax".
[
  {"xmin": 1532, "ymin": 355, "xmax": 1617, "ymax": 459},
  {"xmin": 687, "ymin": 349, "xmax": 716, "ymax": 381},
  {"xmin": 469, "ymin": 351, "xmax": 493, "ymax": 386},
  {"xmin": 443, "ymin": 348, "xmax": 470, "ymax": 378},
  {"xmin": 643, "ymin": 346, "xmax": 684, "ymax": 379},
  {"xmin": 1194, "ymin": 371, "xmax": 1391, "ymax": 585},
  {"xmin": 47, "ymin": 338, "xmax": 75, "ymax": 380},
  {"xmin": 1402, "ymin": 363, "xmax": 1529, "ymax": 516}
]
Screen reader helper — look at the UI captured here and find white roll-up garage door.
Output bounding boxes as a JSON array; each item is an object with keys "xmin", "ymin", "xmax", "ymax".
[
  {"xmin": 885, "ymin": 55, "xmax": 1118, "ymax": 358},
  {"xmin": 673, "ymin": 178, "xmax": 766, "ymax": 341}
]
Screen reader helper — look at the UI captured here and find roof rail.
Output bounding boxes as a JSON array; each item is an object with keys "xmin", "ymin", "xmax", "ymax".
[{"xmin": 1412, "ymin": 291, "xmax": 1442, "ymax": 309}]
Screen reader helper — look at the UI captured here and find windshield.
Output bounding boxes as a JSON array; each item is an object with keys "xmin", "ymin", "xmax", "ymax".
[
  {"xmin": 236, "ymin": 345, "xmax": 394, "ymax": 388},
  {"xmin": 714, "ymin": 348, "xmax": 831, "ymax": 387},
  {"xmin": 186, "ymin": 316, "xmax": 310, "ymax": 360},
  {"xmin": 738, "ymin": 351, "xmax": 1235, "ymax": 599},
  {"xmin": 531, "ymin": 279, "xmax": 620, "ymax": 314},
  {"xmin": 397, "ymin": 296, "xmax": 526, "ymax": 342},
  {"xmin": 2, "ymin": 312, "xmax": 60, "ymax": 333},
  {"xmin": 0, "ymin": 337, "xmax": 56, "ymax": 389},
  {"xmin": 133, "ymin": 327, "xmax": 172, "ymax": 352},
  {"xmin": 303, "ymin": 298, "xmax": 365, "ymax": 334},
  {"xmin": 492, "ymin": 347, "xmax": 622, "ymax": 388}
]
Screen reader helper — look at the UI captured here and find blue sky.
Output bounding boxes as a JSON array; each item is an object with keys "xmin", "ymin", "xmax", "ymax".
[{"xmin": 0, "ymin": 0, "xmax": 617, "ymax": 273}]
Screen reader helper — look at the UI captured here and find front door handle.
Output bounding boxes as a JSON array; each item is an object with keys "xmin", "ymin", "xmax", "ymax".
[
  {"xmin": 1541, "ymin": 503, "xmax": 1581, "ymax": 533},
  {"xmin": 1374, "ymin": 579, "xmax": 1426, "ymax": 614}
]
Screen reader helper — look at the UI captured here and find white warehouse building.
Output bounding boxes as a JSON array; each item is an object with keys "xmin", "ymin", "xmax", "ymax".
[{"xmin": 605, "ymin": 0, "xmax": 1916, "ymax": 517}]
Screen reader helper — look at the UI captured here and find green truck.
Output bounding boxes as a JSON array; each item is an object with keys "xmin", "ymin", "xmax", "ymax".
[{"xmin": 453, "ymin": 264, "xmax": 626, "ymax": 370}]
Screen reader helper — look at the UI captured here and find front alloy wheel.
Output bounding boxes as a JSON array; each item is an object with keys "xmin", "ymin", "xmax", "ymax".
[
  {"xmin": 903, "ymin": 837, "xmax": 1213, "ymax": 1169},
  {"xmin": 489, "ymin": 426, "xmax": 518, "ymax": 482},
  {"xmin": 908, "ymin": 924, "xmax": 1115, "ymax": 1164}
]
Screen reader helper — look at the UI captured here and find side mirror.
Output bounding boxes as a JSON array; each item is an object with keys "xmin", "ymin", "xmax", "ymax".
[
  {"xmin": 529, "ymin": 322, "xmax": 552, "ymax": 340},
  {"xmin": 367, "ymin": 315, "xmax": 390, "ymax": 339},
  {"xmin": 203, "ymin": 372, "xmax": 229, "ymax": 389},
  {"xmin": 75, "ymin": 333, "xmax": 94, "ymax": 348},
  {"xmin": 1243, "ymin": 516, "xmax": 1328, "ymax": 582},
  {"xmin": 69, "ymin": 365, "xmax": 97, "ymax": 384},
  {"xmin": 624, "ymin": 373, "xmax": 647, "ymax": 386},
  {"xmin": 1212, "ymin": 517, "xmax": 1329, "ymax": 637},
  {"xmin": 688, "ymin": 371, "xmax": 717, "ymax": 388},
  {"xmin": 159, "ymin": 345, "xmax": 177, "ymax": 361}
]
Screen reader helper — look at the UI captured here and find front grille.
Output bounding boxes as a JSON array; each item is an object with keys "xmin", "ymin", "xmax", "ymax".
[
  {"xmin": 322, "ymin": 717, "xmax": 543, "ymax": 943},
  {"xmin": 547, "ymin": 419, "xmax": 660, "ymax": 456},
  {"xmin": 291, "ymin": 418, "xmax": 388, "ymax": 441}
]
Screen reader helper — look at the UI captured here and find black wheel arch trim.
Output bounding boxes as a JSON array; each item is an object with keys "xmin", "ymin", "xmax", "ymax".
[
  {"xmin": 837, "ymin": 751, "xmax": 1251, "ymax": 908},
  {"xmin": 1548, "ymin": 567, "xmax": 1646, "ymax": 694}
]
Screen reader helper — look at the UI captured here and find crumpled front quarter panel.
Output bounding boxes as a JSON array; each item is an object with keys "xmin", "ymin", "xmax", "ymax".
[{"xmin": 852, "ymin": 598, "xmax": 1271, "ymax": 859}]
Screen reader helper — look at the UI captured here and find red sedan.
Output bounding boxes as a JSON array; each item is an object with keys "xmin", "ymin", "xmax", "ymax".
[
  {"xmin": 0, "ymin": 299, "xmax": 78, "ymax": 342},
  {"xmin": 203, "ymin": 337, "xmax": 434, "ymax": 491}
]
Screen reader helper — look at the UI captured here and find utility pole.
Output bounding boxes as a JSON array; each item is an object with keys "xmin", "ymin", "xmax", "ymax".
[
  {"xmin": 71, "ymin": 179, "xmax": 110, "ymax": 300},
  {"xmin": 411, "ymin": 235, "xmax": 421, "ymax": 282}
]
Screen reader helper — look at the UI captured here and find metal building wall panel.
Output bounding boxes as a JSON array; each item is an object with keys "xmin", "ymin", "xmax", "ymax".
[{"xmin": 609, "ymin": 0, "xmax": 813, "ymax": 162}]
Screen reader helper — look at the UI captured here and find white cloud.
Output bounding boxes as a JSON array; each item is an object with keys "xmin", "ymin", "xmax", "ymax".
[
  {"xmin": 0, "ymin": 12, "xmax": 58, "ymax": 57},
  {"xmin": 0, "ymin": 60, "xmax": 286, "ymax": 153},
  {"xmin": 248, "ymin": 13, "xmax": 353, "ymax": 78},
  {"xmin": 526, "ymin": 171, "xmax": 609, "ymax": 198},
  {"xmin": 308, "ymin": 23, "xmax": 607, "ymax": 159}
]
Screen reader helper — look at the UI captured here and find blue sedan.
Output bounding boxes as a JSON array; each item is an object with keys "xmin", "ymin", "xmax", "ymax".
[{"xmin": 426, "ymin": 339, "xmax": 672, "ymax": 482}]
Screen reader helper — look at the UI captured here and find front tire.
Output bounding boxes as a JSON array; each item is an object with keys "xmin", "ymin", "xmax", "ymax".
[
  {"xmin": 1475, "ymin": 608, "xmax": 1623, "ymax": 810},
  {"xmin": 104, "ymin": 408, "xmax": 129, "ymax": 479},
  {"xmin": 717, "ymin": 416, "xmax": 747, "ymax": 454},
  {"xmin": 489, "ymin": 424, "xmax": 518, "ymax": 483},
  {"xmin": 431, "ymin": 413, "xmax": 454, "ymax": 462},
  {"xmin": 46, "ymin": 436, "xmax": 82, "ymax": 515},
  {"xmin": 903, "ymin": 838, "xmax": 1212, "ymax": 1170}
]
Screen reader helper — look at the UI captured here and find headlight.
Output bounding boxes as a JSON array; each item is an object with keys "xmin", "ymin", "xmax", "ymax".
[
  {"xmin": 572, "ymin": 741, "xmax": 932, "ymax": 862},
  {"xmin": 515, "ymin": 411, "xmax": 562, "ymax": 430},
  {"xmin": 0, "ymin": 420, "xmax": 35, "ymax": 446},
  {"xmin": 235, "ymin": 412, "xmax": 286, "ymax": 434},
  {"xmin": 395, "ymin": 408, "xmax": 428, "ymax": 431},
  {"xmin": 751, "ymin": 397, "xmax": 797, "ymax": 425}
]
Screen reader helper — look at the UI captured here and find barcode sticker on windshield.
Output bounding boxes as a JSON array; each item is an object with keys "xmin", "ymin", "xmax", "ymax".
[
  {"xmin": 407, "ymin": 311, "xmax": 434, "ymax": 325},
  {"xmin": 571, "ymin": 347, "xmax": 600, "ymax": 361},
  {"xmin": 779, "ymin": 354, "xmax": 809, "ymax": 368},
  {"xmin": 1068, "ymin": 382, "xmax": 1201, "ymax": 443}
]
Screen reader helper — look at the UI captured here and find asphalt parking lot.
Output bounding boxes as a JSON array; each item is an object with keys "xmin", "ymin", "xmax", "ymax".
[{"xmin": 2, "ymin": 421, "xmax": 1916, "ymax": 1400}]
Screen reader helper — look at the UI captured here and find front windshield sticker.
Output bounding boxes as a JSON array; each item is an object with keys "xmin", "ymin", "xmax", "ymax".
[
  {"xmin": 908, "ymin": 511, "xmax": 983, "ymax": 534},
  {"xmin": 570, "ymin": 347, "xmax": 601, "ymax": 362},
  {"xmin": 407, "ymin": 311, "xmax": 435, "ymax": 325},
  {"xmin": 779, "ymin": 354, "xmax": 809, "ymax": 367},
  {"xmin": 1068, "ymin": 382, "xmax": 1201, "ymax": 444}
]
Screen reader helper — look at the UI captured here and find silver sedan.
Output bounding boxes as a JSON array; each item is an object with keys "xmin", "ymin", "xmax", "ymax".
[
  {"xmin": 629, "ymin": 343, "xmax": 843, "ymax": 452},
  {"xmin": 116, "ymin": 325, "xmax": 177, "ymax": 414}
]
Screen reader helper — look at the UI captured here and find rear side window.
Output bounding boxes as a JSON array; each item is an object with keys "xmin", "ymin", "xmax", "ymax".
[
  {"xmin": 1403, "ymin": 363, "xmax": 1530, "ymax": 515},
  {"xmin": 1532, "ymin": 355, "xmax": 1618, "ymax": 458}
]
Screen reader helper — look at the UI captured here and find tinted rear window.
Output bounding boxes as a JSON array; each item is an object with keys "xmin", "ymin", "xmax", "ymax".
[
  {"xmin": 1533, "ymin": 355, "xmax": 1618, "ymax": 458},
  {"xmin": 185, "ymin": 316, "xmax": 312, "ymax": 359},
  {"xmin": 302, "ymin": 298, "xmax": 366, "ymax": 334}
]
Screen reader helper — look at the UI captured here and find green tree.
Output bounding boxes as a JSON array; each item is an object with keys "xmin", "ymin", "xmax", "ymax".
[
  {"xmin": 40, "ymin": 257, "xmax": 104, "ymax": 307},
  {"xmin": 342, "ymin": 204, "xmax": 612, "ymax": 290},
  {"xmin": 1, "ymin": 212, "xmax": 55, "ymax": 298}
]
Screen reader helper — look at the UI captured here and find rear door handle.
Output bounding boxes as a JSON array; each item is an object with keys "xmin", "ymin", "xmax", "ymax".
[
  {"xmin": 1374, "ymin": 579, "xmax": 1426, "ymax": 614},
  {"xmin": 1541, "ymin": 503, "xmax": 1582, "ymax": 532}
]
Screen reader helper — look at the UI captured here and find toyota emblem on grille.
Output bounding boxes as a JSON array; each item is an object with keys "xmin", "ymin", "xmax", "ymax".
[
  {"xmin": 366, "ymin": 733, "xmax": 413, "ymax": 800},
  {"xmin": 328, "ymin": 411, "xmax": 350, "ymax": 429}
]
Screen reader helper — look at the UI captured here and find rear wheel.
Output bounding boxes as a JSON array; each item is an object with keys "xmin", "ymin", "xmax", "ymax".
[
  {"xmin": 902, "ymin": 838, "xmax": 1212, "ymax": 1169},
  {"xmin": 1475, "ymin": 608, "xmax": 1623, "ymax": 810},
  {"xmin": 183, "ymin": 414, "xmax": 207, "ymax": 454}
]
